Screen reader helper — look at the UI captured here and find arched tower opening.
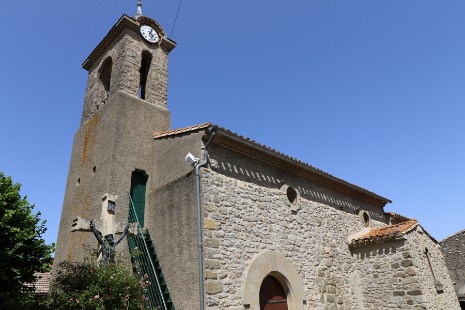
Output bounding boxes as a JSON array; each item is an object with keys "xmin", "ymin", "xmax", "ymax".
[
  {"xmin": 99, "ymin": 57, "xmax": 113, "ymax": 99},
  {"xmin": 138, "ymin": 51, "xmax": 152, "ymax": 100}
]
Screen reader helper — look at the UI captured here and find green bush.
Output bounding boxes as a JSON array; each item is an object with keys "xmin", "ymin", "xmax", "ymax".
[{"xmin": 48, "ymin": 261, "xmax": 148, "ymax": 310}]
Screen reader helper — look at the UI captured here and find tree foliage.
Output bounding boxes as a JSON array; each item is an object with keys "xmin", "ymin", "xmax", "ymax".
[
  {"xmin": 48, "ymin": 261, "xmax": 149, "ymax": 310},
  {"xmin": 0, "ymin": 171, "xmax": 54, "ymax": 303}
]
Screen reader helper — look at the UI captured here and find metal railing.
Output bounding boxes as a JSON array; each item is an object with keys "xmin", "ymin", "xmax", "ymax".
[{"xmin": 128, "ymin": 193, "xmax": 168, "ymax": 310}]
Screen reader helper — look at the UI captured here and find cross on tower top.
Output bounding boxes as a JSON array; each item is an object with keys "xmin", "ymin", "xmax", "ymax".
[{"xmin": 136, "ymin": 0, "xmax": 143, "ymax": 19}]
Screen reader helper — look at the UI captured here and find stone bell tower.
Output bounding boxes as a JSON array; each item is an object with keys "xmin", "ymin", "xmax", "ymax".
[{"xmin": 54, "ymin": 14, "xmax": 176, "ymax": 265}]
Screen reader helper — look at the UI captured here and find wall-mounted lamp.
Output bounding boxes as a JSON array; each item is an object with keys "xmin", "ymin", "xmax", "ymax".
[{"xmin": 184, "ymin": 152, "xmax": 199, "ymax": 166}]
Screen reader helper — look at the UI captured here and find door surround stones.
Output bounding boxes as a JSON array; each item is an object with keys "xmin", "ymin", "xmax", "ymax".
[{"xmin": 242, "ymin": 250, "xmax": 305, "ymax": 310}]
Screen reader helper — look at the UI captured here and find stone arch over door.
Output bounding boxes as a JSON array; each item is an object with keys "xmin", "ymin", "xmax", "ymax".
[{"xmin": 243, "ymin": 250, "xmax": 305, "ymax": 310}]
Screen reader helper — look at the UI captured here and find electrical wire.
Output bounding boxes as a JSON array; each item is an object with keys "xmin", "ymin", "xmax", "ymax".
[{"xmin": 170, "ymin": 0, "xmax": 182, "ymax": 38}]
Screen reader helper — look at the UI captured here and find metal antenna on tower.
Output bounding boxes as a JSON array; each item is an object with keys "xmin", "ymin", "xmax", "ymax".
[{"xmin": 135, "ymin": 0, "xmax": 143, "ymax": 19}]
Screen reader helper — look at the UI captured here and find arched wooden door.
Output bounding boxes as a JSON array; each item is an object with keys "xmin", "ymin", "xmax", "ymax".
[{"xmin": 259, "ymin": 275, "xmax": 288, "ymax": 310}]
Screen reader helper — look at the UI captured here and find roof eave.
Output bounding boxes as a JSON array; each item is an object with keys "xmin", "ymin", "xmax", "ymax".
[
  {"xmin": 349, "ymin": 220, "xmax": 418, "ymax": 248},
  {"xmin": 154, "ymin": 123, "xmax": 391, "ymax": 206},
  {"xmin": 205, "ymin": 127, "xmax": 392, "ymax": 207}
]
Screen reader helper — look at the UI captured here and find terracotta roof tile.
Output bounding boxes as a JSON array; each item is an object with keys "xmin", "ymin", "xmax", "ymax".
[
  {"xmin": 154, "ymin": 122, "xmax": 212, "ymax": 139},
  {"xmin": 350, "ymin": 220, "xmax": 418, "ymax": 248},
  {"xmin": 387, "ymin": 212, "xmax": 411, "ymax": 224}
]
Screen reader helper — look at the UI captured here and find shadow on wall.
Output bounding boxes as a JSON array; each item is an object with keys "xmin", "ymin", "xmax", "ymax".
[
  {"xmin": 350, "ymin": 241, "xmax": 405, "ymax": 259},
  {"xmin": 210, "ymin": 155, "xmax": 387, "ymax": 222},
  {"xmin": 459, "ymin": 301, "xmax": 465, "ymax": 309}
]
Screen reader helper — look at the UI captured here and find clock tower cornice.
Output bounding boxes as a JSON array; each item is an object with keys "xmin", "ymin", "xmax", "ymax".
[{"xmin": 82, "ymin": 14, "xmax": 176, "ymax": 71}]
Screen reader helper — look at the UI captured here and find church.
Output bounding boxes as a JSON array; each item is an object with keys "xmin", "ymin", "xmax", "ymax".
[{"xmin": 53, "ymin": 7, "xmax": 461, "ymax": 310}]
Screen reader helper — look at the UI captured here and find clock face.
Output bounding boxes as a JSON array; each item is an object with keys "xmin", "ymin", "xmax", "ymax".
[{"xmin": 140, "ymin": 25, "xmax": 159, "ymax": 44}]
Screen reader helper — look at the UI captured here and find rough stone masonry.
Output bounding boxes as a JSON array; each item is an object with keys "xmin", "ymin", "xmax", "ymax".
[{"xmin": 198, "ymin": 140, "xmax": 459, "ymax": 310}]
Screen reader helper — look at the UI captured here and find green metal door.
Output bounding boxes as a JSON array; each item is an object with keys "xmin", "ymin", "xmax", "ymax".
[{"xmin": 130, "ymin": 171, "xmax": 147, "ymax": 227}]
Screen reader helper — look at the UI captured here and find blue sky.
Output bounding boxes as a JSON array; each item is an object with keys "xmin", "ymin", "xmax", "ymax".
[{"xmin": 0, "ymin": 1, "xmax": 464, "ymax": 246}]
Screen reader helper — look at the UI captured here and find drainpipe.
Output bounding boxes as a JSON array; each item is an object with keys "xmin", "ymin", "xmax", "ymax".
[{"xmin": 186, "ymin": 126, "xmax": 217, "ymax": 310}]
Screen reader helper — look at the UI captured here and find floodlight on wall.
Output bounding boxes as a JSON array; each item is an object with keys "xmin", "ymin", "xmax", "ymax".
[{"xmin": 185, "ymin": 153, "xmax": 199, "ymax": 166}]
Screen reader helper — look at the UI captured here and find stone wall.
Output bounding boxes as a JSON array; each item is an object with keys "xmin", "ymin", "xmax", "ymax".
[
  {"xmin": 351, "ymin": 228, "xmax": 459, "ymax": 309},
  {"xmin": 350, "ymin": 240, "xmax": 413, "ymax": 309},
  {"xmin": 441, "ymin": 230, "xmax": 465, "ymax": 303},
  {"xmin": 200, "ymin": 144, "xmax": 459, "ymax": 309},
  {"xmin": 409, "ymin": 228, "xmax": 459, "ymax": 309},
  {"xmin": 54, "ymin": 91, "xmax": 170, "ymax": 266},
  {"xmin": 81, "ymin": 27, "xmax": 169, "ymax": 124},
  {"xmin": 201, "ymin": 144, "xmax": 388, "ymax": 309}
]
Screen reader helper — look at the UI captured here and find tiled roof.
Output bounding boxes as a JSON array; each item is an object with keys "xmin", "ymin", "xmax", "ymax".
[
  {"xmin": 154, "ymin": 123, "xmax": 391, "ymax": 205},
  {"xmin": 387, "ymin": 212, "xmax": 411, "ymax": 224},
  {"xmin": 350, "ymin": 220, "xmax": 418, "ymax": 248},
  {"xmin": 24, "ymin": 271, "xmax": 52, "ymax": 295},
  {"xmin": 154, "ymin": 122, "xmax": 212, "ymax": 139}
]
